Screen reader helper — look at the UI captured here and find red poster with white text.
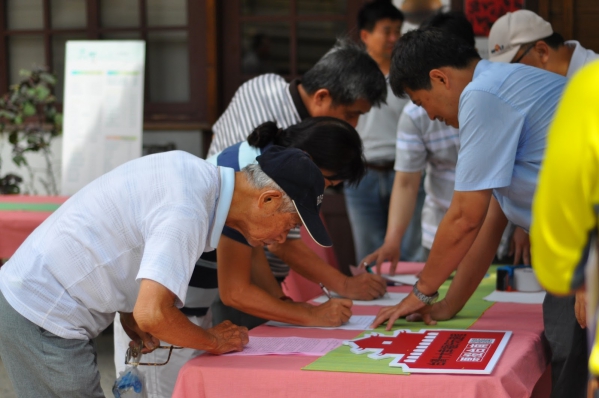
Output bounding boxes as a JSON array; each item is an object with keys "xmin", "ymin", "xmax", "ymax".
[{"xmin": 345, "ymin": 329, "xmax": 511, "ymax": 374}]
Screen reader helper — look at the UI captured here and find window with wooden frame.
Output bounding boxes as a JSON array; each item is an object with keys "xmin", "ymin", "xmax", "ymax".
[
  {"xmin": 219, "ymin": 0, "xmax": 367, "ymax": 111},
  {"xmin": 0, "ymin": 0, "xmax": 215, "ymax": 127}
]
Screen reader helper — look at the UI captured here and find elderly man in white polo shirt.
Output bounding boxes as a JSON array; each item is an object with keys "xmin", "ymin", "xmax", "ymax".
[{"xmin": 0, "ymin": 145, "xmax": 336, "ymax": 398}]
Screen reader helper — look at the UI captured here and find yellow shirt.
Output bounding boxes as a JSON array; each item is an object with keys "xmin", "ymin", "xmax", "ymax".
[{"xmin": 531, "ymin": 60, "xmax": 599, "ymax": 374}]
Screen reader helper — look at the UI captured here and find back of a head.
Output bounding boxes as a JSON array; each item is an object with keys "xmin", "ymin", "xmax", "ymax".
[
  {"xmin": 247, "ymin": 117, "xmax": 366, "ymax": 186},
  {"xmin": 488, "ymin": 10, "xmax": 562, "ymax": 63},
  {"xmin": 358, "ymin": 0, "xmax": 404, "ymax": 31},
  {"xmin": 389, "ymin": 27, "xmax": 480, "ymax": 97},
  {"xmin": 301, "ymin": 39, "xmax": 387, "ymax": 107},
  {"xmin": 421, "ymin": 11, "xmax": 475, "ymax": 48}
]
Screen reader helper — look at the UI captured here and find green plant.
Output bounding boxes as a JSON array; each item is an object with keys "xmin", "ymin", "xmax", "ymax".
[{"xmin": 0, "ymin": 68, "xmax": 63, "ymax": 195}]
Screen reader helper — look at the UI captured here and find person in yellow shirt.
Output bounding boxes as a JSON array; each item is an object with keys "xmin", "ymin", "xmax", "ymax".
[{"xmin": 531, "ymin": 60, "xmax": 599, "ymax": 395}]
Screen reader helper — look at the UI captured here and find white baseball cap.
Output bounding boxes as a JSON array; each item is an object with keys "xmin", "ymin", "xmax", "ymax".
[{"xmin": 488, "ymin": 10, "xmax": 553, "ymax": 63}]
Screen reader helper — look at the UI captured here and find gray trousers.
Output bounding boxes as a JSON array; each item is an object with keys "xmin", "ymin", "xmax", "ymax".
[
  {"xmin": 0, "ymin": 290, "xmax": 104, "ymax": 398},
  {"xmin": 543, "ymin": 293, "xmax": 588, "ymax": 398}
]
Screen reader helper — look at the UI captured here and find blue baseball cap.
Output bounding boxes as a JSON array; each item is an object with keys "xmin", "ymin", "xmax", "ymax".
[{"xmin": 256, "ymin": 145, "xmax": 332, "ymax": 247}]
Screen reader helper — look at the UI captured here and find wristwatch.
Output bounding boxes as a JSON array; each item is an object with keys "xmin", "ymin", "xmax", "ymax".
[{"xmin": 412, "ymin": 283, "xmax": 439, "ymax": 305}]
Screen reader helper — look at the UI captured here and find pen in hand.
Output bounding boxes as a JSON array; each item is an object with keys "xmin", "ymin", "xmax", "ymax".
[{"xmin": 319, "ymin": 283, "xmax": 332, "ymax": 300}]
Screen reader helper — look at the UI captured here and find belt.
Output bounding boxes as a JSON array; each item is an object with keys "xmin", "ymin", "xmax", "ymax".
[{"xmin": 365, "ymin": 161, "xmax": 395, "ymax": 172}]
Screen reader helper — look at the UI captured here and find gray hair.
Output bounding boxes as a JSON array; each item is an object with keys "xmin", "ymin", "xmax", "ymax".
[
  {"xmin": 242, "ymin": 163, "xmax": 296, "ymax": 213},
  {"xmin": 301, "ymin": 38, "xmax": 387, "ymax": 107}
]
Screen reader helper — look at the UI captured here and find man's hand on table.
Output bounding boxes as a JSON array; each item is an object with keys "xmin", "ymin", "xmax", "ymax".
[
  {"xmin": 205, "ymin": 320, "xmax": 249, "ymax": 354},
  {"xmin": 405, "ymin": 299, "xmax": 455, "ymax": 322},
  {"xmin": 360, "ymin": 241, "xmax": 401, "ymax": 276},
  {"xmin": 305, "ymin": 298, "xmax": 352, "ymax": 327},
  {"xmin": 337, "ymin": 273, "xmax": 387, "ymax": 300},
  {"xmin": 509, "ymin": 227, "xmax": 531, "ymax": 265},
  {"xmin": 371, "ymin": 292, "xmax": 436, "ymax": 330}
]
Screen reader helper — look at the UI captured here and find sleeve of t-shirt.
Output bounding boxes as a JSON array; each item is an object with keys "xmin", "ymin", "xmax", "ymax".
[
  {"xmin": 454, "ymin": 89, "xmax": 525, "ymax": 192},
  {"xmin": 136, "ymin": 204, "xmax": 207, "ymax": 307},
  {"xmin": 394, "ymin": 104, "xmax": 427, "ymax": 173}
]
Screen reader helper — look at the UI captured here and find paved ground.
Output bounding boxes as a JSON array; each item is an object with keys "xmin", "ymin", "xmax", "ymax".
[{"xmin": 0, "ymin": 327, "xmax": 116, "ymax": 397}]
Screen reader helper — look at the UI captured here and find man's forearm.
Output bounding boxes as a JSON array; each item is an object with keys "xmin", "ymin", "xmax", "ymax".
[
  {"xmin": 221, "ymin": 281, "xmax": 315, "ymax": 325},
  {"xmin": 268, "ymin": 238, "xmax": 347, "ymax": 293},
  {"xmin": 441, "ymin": 197, "xmax": 508, "ymax": 314},
  {"xmin": 250, "ymin": 246, "xmax": 285, "ymax": 297},
  {"xmin": 417, "ymin": 190, "xmax": 492, "ymax": 295},
  {"xmin": 384, "ymin": 171, "xmax": 421, "ymax": 245}
]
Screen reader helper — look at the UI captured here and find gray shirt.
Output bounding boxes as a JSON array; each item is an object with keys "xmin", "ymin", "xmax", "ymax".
[{"xmin": 356, "ymin": 80, "xmax": 409, "ymax": 162}]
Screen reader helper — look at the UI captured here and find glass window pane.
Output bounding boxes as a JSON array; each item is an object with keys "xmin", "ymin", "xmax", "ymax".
[
  {"xmin": 51, "ymin": 34, "xmax": 88, "ymax": 102},
  {"xmin": 147, "ymin": 0, "xmax": 186, "ymax": 27},
  {"xmin": 101, "ymin": 0, "xmax": 140, "ymax": 28},
  {"xmin": 147, "ymin": 31, "xmax": 189, "ymax": 102},
  {"xmin": 8, "ymin": 36, "xmax": 45, "ymax": 85},
  {"xmin": 241, "ymin": 0, "xmax": 289, "ymax": 16},
  {"xmin": 7, "ymin": 0, "xmax": 43, "ymax": 30},
  {"xmin": 241, "ymin": 22, "xmax": 289, "ymax": 76},
  {"xmin": 51, "ymin": 0, "xmax": 87, "ymax": 29},
  {"xmin": 297, "ymin": 21, "xmax": 347, "ymax": 75},
  {"xmin": 101, "ymin": 32, "xmax": 142, "ymax": 40},
  {"xmin": 298, "ymin": 0, "xmax": 346, "ymax": 15}
]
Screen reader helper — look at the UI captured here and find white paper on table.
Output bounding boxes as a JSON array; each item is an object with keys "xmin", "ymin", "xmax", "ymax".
[
  {"xmin": 311, "ymin": 292, "xmax": 408, "ymax": 306},
  {"xmin": 383, "ymin": 274, "xmax": 419, "ymax": 285},
  {"xmin": 483, "ymin": 290, "xmax": 546, "ymax": 304},
  {"xmin": 266, "ymin": 315, "xmax": 376, "ymax": 330},
  {"xmin": 224, "ymin": 336, "xmax": 344, "ymax": 356}
]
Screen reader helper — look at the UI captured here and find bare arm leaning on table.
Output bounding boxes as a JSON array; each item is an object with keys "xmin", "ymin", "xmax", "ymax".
[
  {"xmin": 268, "ymin": 238, "xmax": 387, "ymax": 300},
  {"xmin": 372, "ymin": 188, "xmax": 494, "ymax": 329},
  {"xmin": 360, "ymin": 170, "xmax": 423, "ymax": 275},
  {"xmin": 217, "ymin": 235, "xmax": 352, "ymax": 326},
  {"xmin": 120, "ymin": 279, "xmax": 249, "ymax": 355}
]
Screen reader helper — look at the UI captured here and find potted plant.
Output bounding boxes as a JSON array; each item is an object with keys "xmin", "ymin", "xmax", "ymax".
[{"xmin": 0, "ymin": 68, "xmax": 63, "ymax": 195}]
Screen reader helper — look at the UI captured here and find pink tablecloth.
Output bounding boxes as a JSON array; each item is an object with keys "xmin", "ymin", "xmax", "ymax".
[
  {"xmin": 0, "ymin": 195, "xmax": 68, "ymax": 259},
  {"xmin": 172, "ymin": 263, "xmax": 550, "ymax": 398}
]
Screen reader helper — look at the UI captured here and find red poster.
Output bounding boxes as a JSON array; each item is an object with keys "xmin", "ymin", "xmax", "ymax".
[
  {"xmin": 345, "ymin": 329, "xmax": 511, "ymax": 374},
  {"xmin": 464, "ymin": 0, "xmax": 524, "ymax": 36}
]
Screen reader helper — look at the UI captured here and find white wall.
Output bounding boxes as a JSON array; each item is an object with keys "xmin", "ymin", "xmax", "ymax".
[{"xmin": 0, "ymin": 129, "xmax": 205, "ymax": 195}]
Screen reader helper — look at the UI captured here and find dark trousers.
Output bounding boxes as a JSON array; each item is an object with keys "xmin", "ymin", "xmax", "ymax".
[{"xmin": 543, "ymin": 293, "xmax": 588, "ymax": 398}]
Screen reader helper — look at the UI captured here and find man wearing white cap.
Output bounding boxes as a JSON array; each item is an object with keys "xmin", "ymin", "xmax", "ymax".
[
  {"xmin": 489, "ymin": 9, "xmax": 598, "ymax": 77},
  {"xmin": 489, "ymin": 10, "xmax": 598, "ymax": 398}
]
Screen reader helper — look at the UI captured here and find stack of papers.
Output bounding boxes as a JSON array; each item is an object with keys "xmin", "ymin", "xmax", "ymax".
[
  {"xmin": 483, "ymin": 290, "xmax": 546, "ymax": 304},
  {"xmin": 224, "ymin": 336, "xmax": 344, "ymax": 356},
  {"xmin": 311, "ymin": 292, "xmax": 408, "ymax": 306},
  {"xmin": 266, "ymin": 315, "xmax": 376, "ymax": 330},
  {"xmin": 383, "ymin": 274, "xmax": 419, "ymax": 285}
]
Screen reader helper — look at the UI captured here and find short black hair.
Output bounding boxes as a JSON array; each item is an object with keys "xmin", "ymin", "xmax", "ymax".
[
  {"xmin": 389, "ymin": 27, "xmax": 481, "ymax": 97},
  {"xmin": 540, "ymin": 31, "xmax": 566, "ymax": 50},
  {"xmin": 247, "ymin": 118, "xmax": 366, "ymax": 186},
  {"xmin": 421, "ymin": 11, "xmax": 475, "ymax": 48},
  {"xmin": 358, "ymin": 0, "xmax": 404, "ymax": 31},
  {"xmin": 302, "ymin": 39, "xmax": 387, "ymax": 107}
]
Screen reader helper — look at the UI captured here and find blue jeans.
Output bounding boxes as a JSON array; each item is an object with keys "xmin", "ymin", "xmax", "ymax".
[{"xmin": 344, "ymin": 168, "xmax": 425, "ymax": 263}]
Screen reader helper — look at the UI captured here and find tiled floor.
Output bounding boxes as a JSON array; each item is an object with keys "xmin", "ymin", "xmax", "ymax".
[{"xmin": 0, "ymin": 327, "xmax": 116, "ymax": 397}]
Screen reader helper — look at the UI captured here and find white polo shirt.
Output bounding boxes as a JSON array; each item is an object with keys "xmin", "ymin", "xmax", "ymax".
[{"xmin": 0, "ymin": 151, "xmax": 234, "ymax": 340}]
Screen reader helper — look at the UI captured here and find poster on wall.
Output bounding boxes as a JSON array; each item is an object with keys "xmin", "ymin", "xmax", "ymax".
[
  {"xmin": 61, "ymin": 41, "xmax": 145, "ymax": 196},
  {"xmin": 464, "ymin": 0, "xmax": 525, "ymax": 36}
]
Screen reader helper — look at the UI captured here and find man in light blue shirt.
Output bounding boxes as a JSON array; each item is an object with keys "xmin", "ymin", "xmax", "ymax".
[{"xmin": 371, "ymin": 28, "xmax": 565, "ymax": 332}]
